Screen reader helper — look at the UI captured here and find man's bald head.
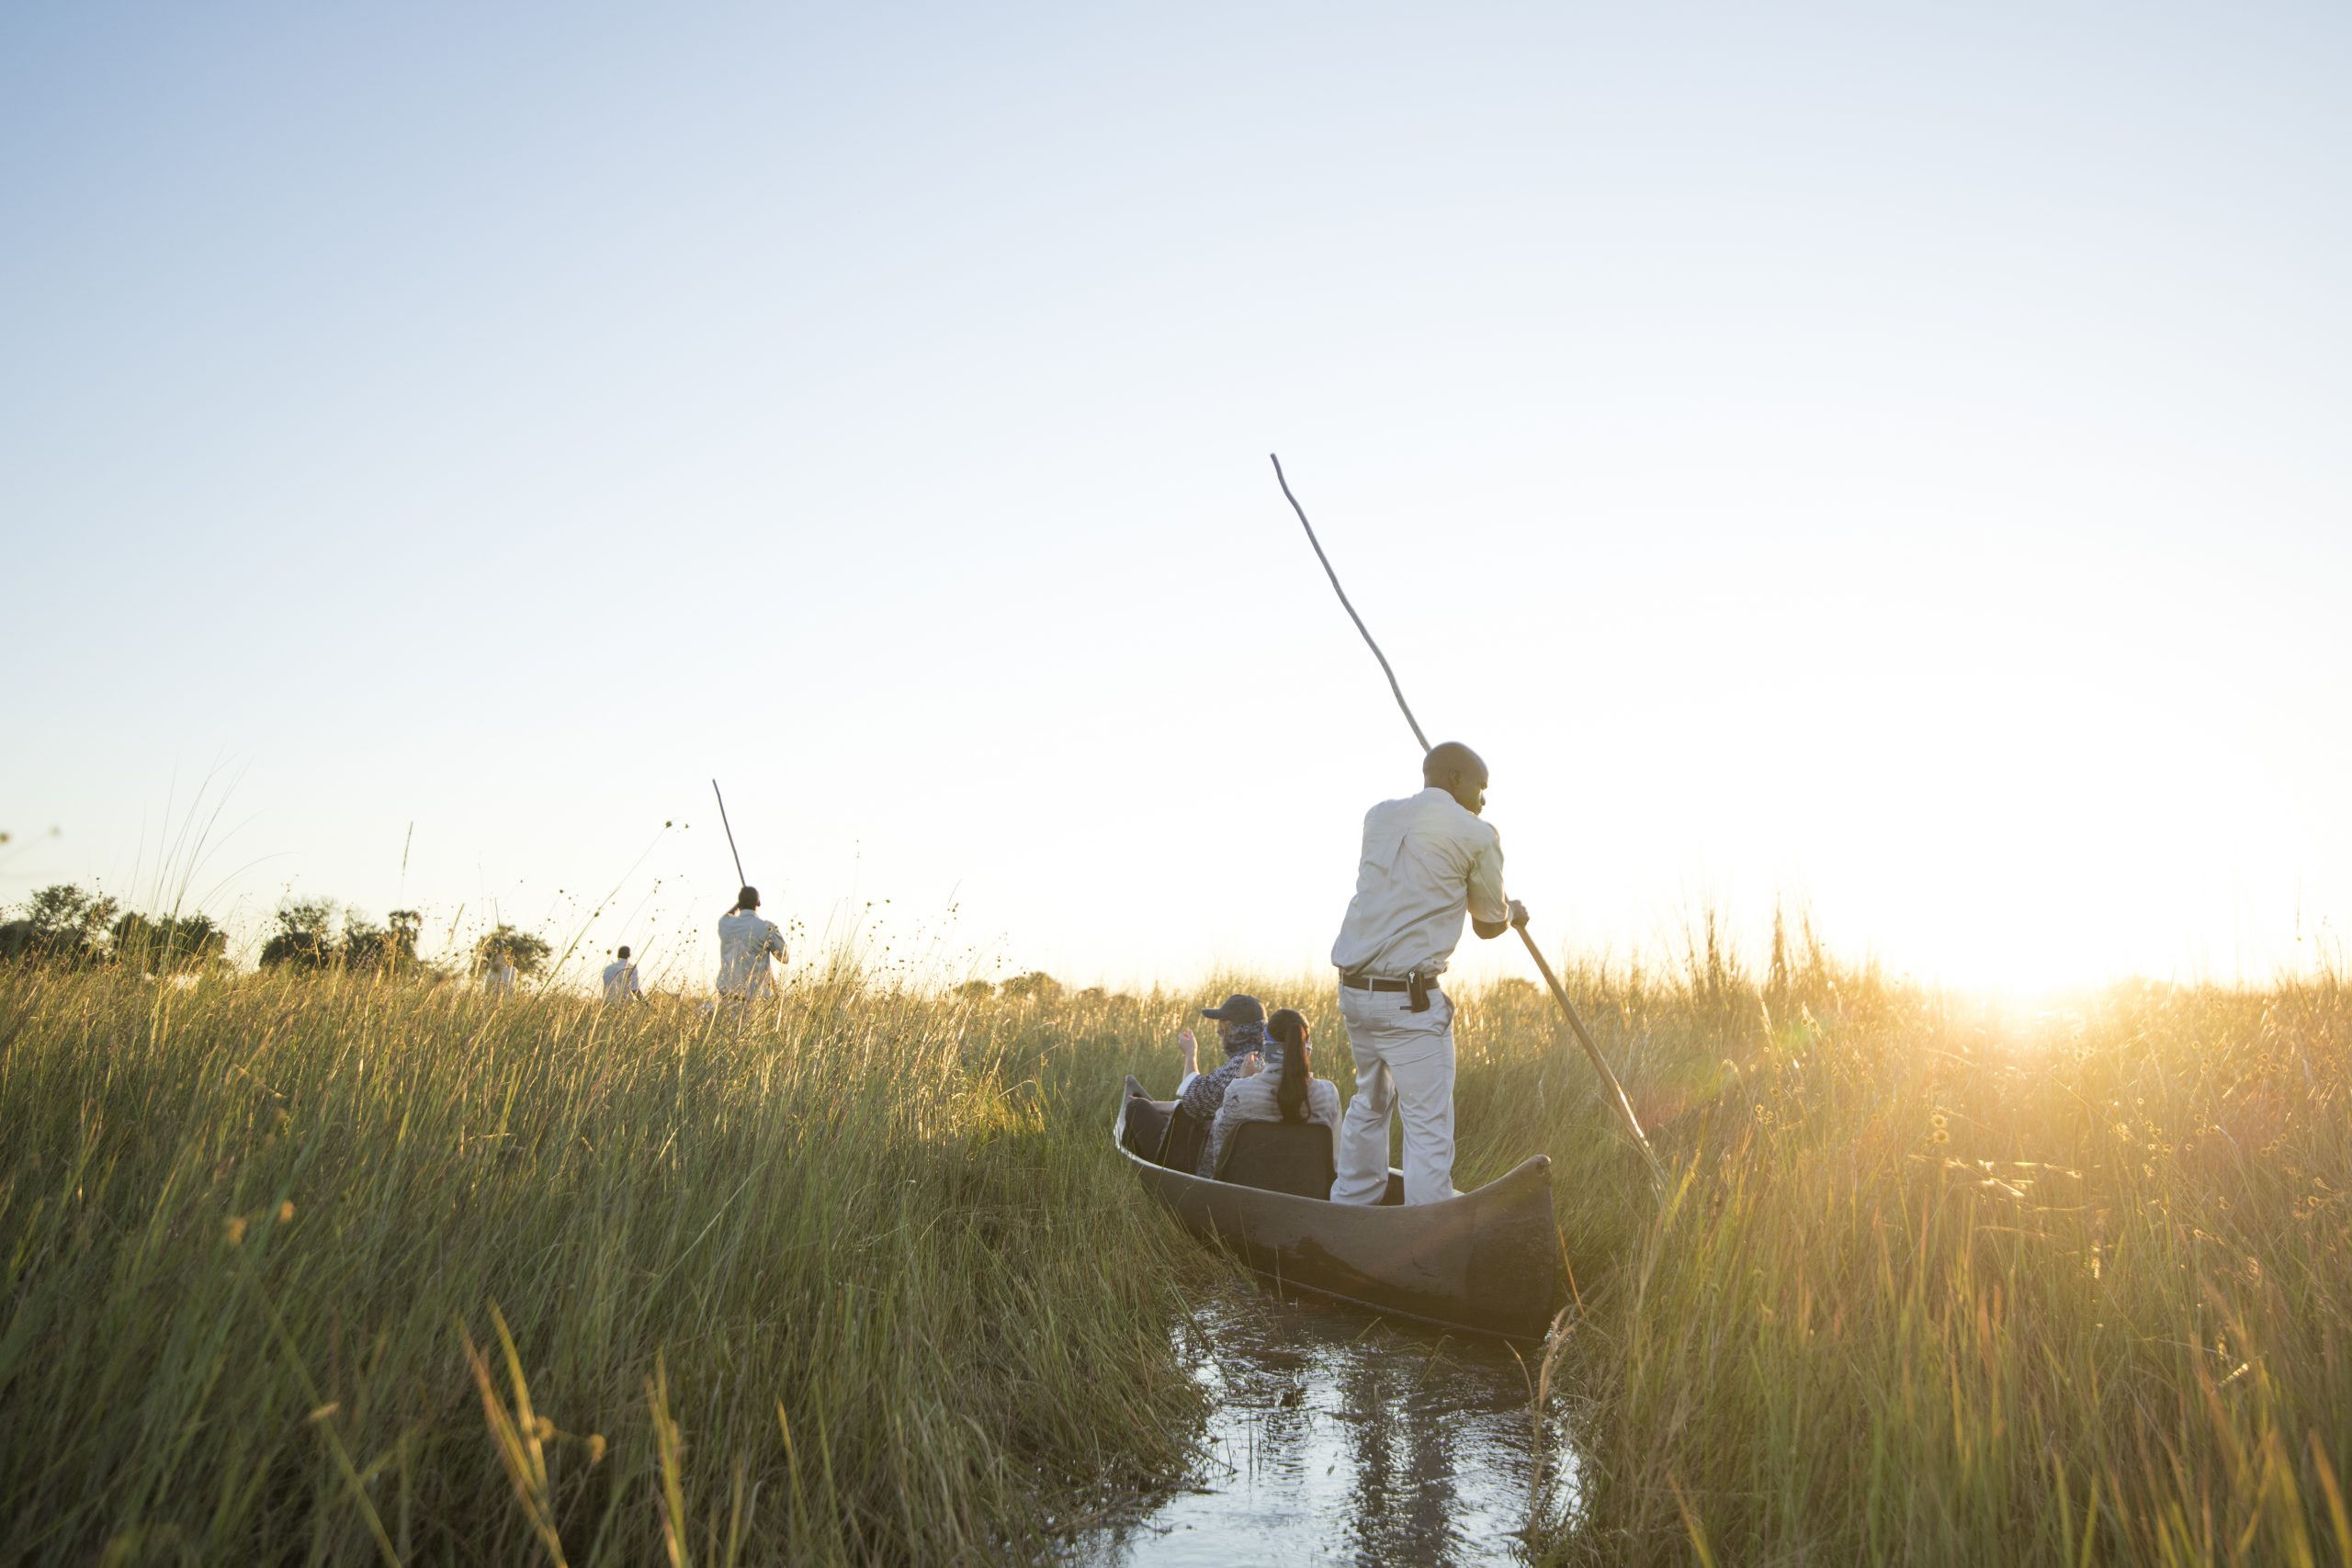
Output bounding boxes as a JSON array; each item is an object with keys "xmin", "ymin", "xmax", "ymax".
[{"xmin": 1423, "ymin": 741, "xmax": 1489, "ymax": 815}]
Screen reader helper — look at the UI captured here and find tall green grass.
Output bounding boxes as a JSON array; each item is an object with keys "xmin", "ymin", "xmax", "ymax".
[
  {"xmin": 8, "ymin": 946, "xmax": 2347, "ymax": 1565},
  {"xmin": 0, "ymin": 967, "xmax": 1214, "ymax": 1565},
  {"xmin": 1445, "ymin": 938, "xmax": 2352, "ymax": 1565}
]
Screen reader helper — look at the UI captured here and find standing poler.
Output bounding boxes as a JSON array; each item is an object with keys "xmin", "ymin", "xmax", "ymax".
[
  {"xmin": 716, "ymin": 886, "xmax": 786, "ymax": 1001},
  {"xmin": 1328, "ymin": 741, "xmax": 1527, "ymax": 1205}
]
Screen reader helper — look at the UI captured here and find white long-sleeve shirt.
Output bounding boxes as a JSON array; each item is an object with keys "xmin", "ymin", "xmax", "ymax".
[
  {"xmin": 716, "ymin": 910, "xmax": 786, "ymax": 998},
  {"xmin": 1329, "ymin": 786, "xmax": 1508, "ymax": 978},
  {"xmin": 601, "ymin": 960, "xmax": 642, "ymax": 1003}
]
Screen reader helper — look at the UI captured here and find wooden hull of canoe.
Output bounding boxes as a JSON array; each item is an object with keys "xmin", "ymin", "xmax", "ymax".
[{"xmin": 1115, "ymin": 1090, "xmax": 1566, "ymax": 1343}]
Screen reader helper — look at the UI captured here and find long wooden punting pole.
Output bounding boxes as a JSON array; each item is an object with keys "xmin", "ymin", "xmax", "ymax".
[
  {"xmin": 1270, "ymin": 452, "xmax": 1668, "ymax": 1196},
  {"xmin": 711, "ymin": 779, "xmax": 749, "ymax": 890}
]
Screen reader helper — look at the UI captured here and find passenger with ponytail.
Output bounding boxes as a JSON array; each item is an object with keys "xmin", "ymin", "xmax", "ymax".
[{"xmin": 1199, "ymin": 1007, "xmax": 1342, "ymax": 1179}]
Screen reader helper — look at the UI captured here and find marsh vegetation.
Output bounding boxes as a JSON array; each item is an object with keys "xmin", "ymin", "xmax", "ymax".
[
  {"xmin": 1466, "ymin": 935, "xmax": 2352, "ymax": 1565},
  {"xmin": 0, "ymin": 969, "xmax": 1211, "ymax": 1564},
  {"xmin": 1, "ymin": 937, "xmax": 2345, "ymax": 1564}
]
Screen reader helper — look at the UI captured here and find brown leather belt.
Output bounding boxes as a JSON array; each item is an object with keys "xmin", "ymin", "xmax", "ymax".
[{"xmin": 1338, "ymin": 968, "xmax": 1437, "ymax": 1011}]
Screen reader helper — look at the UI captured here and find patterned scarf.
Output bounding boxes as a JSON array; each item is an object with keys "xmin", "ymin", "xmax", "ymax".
[{"xmin": 1220, "ymin": 1021, "xmax": 1268, "ymax": 1059}]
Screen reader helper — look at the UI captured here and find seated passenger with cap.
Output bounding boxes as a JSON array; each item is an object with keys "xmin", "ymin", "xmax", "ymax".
[
  {"xmin": 1199, "ymin": 1007, "xmax": 1341, "ymax": 1179},
  {"xmin": 1174, "ymin": 993, "xmax": 1269, "ymax": 1126}
]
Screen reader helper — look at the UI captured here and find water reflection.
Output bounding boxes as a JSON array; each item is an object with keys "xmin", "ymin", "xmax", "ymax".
[{"xmin": 1077, "ymin": 1285, "xmax": 1578, "ymax": 1567}]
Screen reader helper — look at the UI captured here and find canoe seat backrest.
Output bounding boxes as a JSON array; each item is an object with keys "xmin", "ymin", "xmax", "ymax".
[
  {"xmin": 1215, "ymin": 1120, "xmax": 1337, "ymax": 1200},
  {"xmin": 1121, "ymin": 1082, "xmax": 1172, "ymax": 1160},
  {"xmin": 1157, "ymin": 1106, "xmax": 1209, "ymax": 1174}
]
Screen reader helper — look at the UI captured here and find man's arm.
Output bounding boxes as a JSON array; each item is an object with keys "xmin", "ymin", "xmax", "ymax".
[
  {"xmin": 1467, "ymin": 835, "xmax": 1521, "ymax": 939},
  {"xmin": 1474, "ymin": 900, "xmax": 1531, "ymax": 939},
  {"xmin": 1178, "ymin": 1068, "xmax": 1219, "ymax": 1122}
]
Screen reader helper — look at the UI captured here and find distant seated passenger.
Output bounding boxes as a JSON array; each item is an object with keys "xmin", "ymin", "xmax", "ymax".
[
  {"xmin": 1200, "ymin": 1007, "xmax": 1341, "ymax": 1179},
  {"xmin": 602, "ymin": 945, "xmax": 644, "ymax": 1004},
  {"xmin": 1177, "ymin": 993, "xmax": 1269, "ymax": 1126}
]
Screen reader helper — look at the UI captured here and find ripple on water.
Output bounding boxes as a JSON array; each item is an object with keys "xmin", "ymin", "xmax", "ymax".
[{"xmin": 1074, "ymin": 1285, "xmax": 1580, "ymax": 1568}]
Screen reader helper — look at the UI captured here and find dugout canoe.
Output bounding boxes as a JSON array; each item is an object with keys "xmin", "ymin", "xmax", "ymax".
[{"xmin": 1114, "ymin": 1077, "xmax": 1567, "ymax": 1343}]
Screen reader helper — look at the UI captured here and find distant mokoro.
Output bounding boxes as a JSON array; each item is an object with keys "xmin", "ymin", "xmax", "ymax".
[{"xmin": 1116, "ymin": 1077, "xmax": 1566, "ymax": 1343}]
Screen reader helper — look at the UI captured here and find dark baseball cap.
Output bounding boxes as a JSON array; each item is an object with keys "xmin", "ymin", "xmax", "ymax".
[{"xmin": 1199, "ymin": 993, "xmax": 1265, "ymax": 1024}]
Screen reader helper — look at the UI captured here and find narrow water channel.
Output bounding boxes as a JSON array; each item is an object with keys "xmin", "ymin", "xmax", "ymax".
[{"xmin": 1076, "ymin": 1286, "xmax": 1578, "ymax": 1567}]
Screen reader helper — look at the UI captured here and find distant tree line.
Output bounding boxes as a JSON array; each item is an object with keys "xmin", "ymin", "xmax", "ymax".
[
  {"xmin": 0, "ymin": 883, "xmax": 452, "ymax": 979},
  {"xmin": 956, "ymin": 971, "xmax": 1066, "ymax": 1001},
  {"xmin": 254, "ymin": 900, "xmax": 428, "ymax": 976},
  {"xmin": 0, "ymin": 884, "xmax": 226, "ymax": 970},
  {"xmin": 4, "ymin": 885, "xmax": 570, "ymax": 989},
  {"xmin": 954, "ymin": 974, "xmax": 1113, "ymax": 1003},
  {"xmin": 254, "ymin": 907, "xmax": 551, "ymax": 980}
]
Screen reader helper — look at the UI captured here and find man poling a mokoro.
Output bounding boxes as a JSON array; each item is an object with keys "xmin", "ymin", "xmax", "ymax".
[
  {"xmin": 710, "ymin": 779, "xmax": 788, "ymax": 1001},
  {"xmin": 1272, "ymin": 452, "xmax": 1668, "ymax": 1198},
  {"xmin": 1103, "ymin": 457, "xmax": 1660, "ymax": 1341},
  {"xmin": 1329, "ymin": 739, "xmax": 1528, "ymax": 1205},
  {"xmin": 716, "ymin": 887, "xmax": 786, "ymax": 1000}
]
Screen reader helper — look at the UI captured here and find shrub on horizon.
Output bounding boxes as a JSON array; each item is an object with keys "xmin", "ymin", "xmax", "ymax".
[
  {"xmin": 1, "ymin": 884, "xmax": 123, "ymax": 967},
  {"xmin": 342, "ymin": 908, "xmax": 424, "ymax": 976},
  {"xmin": 109, "ymin": 909, "xmax": 229, "ymax": 971},
  {"xmin": 259, "ymin": 899, "xmax": 337, "ymax": 972},
  {"xmin": 1000, "ymin": 970, "xmax": 1063, "ymax": 1002},
  {"xmin": 472, "ymin": 923, "xmax": 552, "ymax": 976}
]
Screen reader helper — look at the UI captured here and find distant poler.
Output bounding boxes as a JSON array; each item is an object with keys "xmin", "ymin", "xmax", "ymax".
[{"xmin": 716, "ymin": 887, "xmax": 786, "ymax": 1001}]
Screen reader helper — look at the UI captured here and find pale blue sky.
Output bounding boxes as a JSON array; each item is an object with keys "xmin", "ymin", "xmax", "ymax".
[{"xmin": 5, "ymin": 3, "xmax": 2347, "ymax": 991}]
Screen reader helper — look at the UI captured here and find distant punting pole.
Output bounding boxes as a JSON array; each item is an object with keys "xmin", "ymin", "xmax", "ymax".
[{"xmin": 711, "ymin": 779, "xmax": 748, "ymax": 891}]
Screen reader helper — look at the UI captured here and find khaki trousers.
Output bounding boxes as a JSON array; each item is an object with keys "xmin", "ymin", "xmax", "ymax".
[{"xmin": 1329, "ymin": 982, "xmax": 1458, "ymax": 1205}]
